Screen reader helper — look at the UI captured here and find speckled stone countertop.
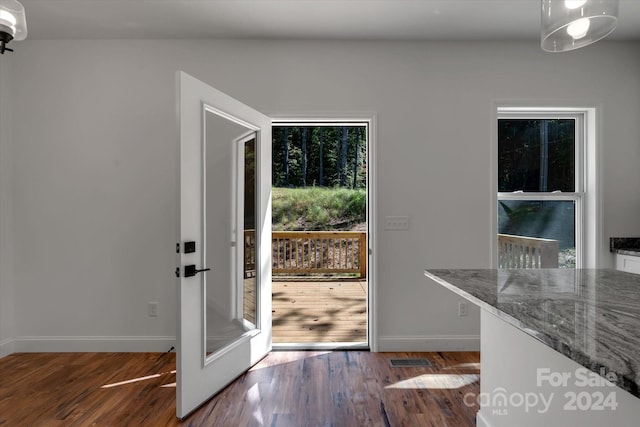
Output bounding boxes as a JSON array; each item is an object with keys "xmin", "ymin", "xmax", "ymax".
[
  {"xmin": 610, "ymin": 237, "xmax": 640, "ymax": 256},
  {"xmin": 616, "ymin": 249, "xmax": 640, "ymax": 256},
  {"xmin": 424, "ymin": 269, "xmax": 640, "ymax": 399}
]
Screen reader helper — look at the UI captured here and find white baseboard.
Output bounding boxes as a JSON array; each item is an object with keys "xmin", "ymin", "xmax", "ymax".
[
  {"xmin": 377, "ymin": 334, "xmax": 480, "ymax": 351},
  {"xmin": 0, "ymin": 338, "xmax": 15, "ymax": 358},
  {"xmin": 6, "ymin": 334, "xmax": 479, "ymax": 353},
  {"xmin": 12, "ymin": 336, "xmax": 176, "ymax": 353}
]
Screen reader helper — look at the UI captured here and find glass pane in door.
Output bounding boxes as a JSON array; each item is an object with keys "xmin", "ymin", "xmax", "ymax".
[
  {"xmin": 204, "ymin": 109, "xmax": 257, "ymax": 357},
  {"xmin": 242, "ymin": 138, "xmax": 257, "ymax": 326}
]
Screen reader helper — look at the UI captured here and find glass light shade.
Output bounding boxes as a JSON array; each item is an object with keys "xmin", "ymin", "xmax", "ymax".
[
  {"xmin": 541, "ymin": 0, "xmax": 618, "ymax": 52},
  {"xmin": 0, "ymin": 0, "xmax": 27, "ymax": 41}
]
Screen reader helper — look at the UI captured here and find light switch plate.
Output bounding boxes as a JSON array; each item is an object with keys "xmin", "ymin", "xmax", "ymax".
[{"xmin": 148, "ymin": 302, "xmax": 159, "ymax": 317}]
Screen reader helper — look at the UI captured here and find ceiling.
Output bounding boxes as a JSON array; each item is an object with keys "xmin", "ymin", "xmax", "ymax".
[{"xmin": 19, "ymin": 0, "xmax": 640, "ymax": 41}]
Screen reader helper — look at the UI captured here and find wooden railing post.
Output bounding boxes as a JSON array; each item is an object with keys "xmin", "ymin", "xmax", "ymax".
[
  {"xmin": 359, "ymin": 232, "xmax": 367, "ymax": 279},
  {"xmin": 498, "ymin": 234, "xmax": 560, "ymax": 269},
  {"xmin": 244, "ymin": 229, "xmax": 256, "ymax": 277},
  {"xmin": 540, "ymin": 240, "xmax": 559, "ymax": 268}
]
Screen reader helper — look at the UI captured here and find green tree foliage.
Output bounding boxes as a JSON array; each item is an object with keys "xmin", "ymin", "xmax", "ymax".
[
  {"xmin": 273, "ymin": 126, "xmax": 366, "ymax": 189},
  {"xmin": 498, "ymin": 119, "xmax": 575, "ymax": 192}
]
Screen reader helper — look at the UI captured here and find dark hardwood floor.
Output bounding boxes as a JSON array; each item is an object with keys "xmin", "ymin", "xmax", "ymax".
[{"xmin": 0, "ymin": 351, "xmax": 480, "ymax": 426}]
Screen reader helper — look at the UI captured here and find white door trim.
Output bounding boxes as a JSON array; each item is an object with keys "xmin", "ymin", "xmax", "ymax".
[{"xmin": 269, "ymin": 113, "xmax": 378, "ymax": 352}]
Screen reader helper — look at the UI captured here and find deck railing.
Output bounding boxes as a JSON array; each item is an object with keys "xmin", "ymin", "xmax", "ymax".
[
  {"xmin": 498, "ymin": 234, "xmax": 559, "ymax": 268},
  {"xmin": 269, "ymin": 231, "xmax": 367, "ymax": 277},
  {"xmin": 243, "ymin": 229, "xmax": 256, "ymax": 277}
]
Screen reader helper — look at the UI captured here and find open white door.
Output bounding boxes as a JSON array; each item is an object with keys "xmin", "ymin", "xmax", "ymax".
[{"xmin": 176, "ymin": 71, "xmax": 272, "ymax": 419}]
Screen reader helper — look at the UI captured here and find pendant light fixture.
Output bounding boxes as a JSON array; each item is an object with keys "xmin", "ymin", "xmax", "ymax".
[
  {"xmin": 541, "ymin": 0, "xmax": 618, "ymax": 52},
  {"xmin": 0, "ymin": 0, "xmax": 27, "ymax": 54}
]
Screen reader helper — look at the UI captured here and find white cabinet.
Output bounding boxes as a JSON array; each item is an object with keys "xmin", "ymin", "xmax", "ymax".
[{"xmin": 616, "ymin": 253, "xmax": 640, "ymax": 274}]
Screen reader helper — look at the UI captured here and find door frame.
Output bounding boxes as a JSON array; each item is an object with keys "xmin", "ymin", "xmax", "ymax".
[{"xmin": 269, "ymin": 113, "xmax": 378, "ymax": 352}]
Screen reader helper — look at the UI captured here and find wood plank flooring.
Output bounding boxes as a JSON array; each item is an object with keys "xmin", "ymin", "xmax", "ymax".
[
  {"xmin": 272, "ymin": 280, "xmax": 367, "ymax": 343},
  {"xmin": 0, "ymin": 351, "xmax": 479, "ymax": 426}
]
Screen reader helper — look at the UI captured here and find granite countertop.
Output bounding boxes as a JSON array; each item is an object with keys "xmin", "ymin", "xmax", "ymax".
[
  {"xmin": 610, "ymin": 237, "xmax": 640, "ymax": 256},
  {"xmin": 616, "ymin": 249, "xmax": 640, "ymax": 256},
  {"xmin": 424, "ymin": 268, "xmax": 640, "ymax": 399}
]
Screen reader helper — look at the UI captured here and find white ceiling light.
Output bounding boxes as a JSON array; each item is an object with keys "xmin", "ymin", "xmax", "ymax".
[
  {"xmin": 566, "ymin": 17, "xmax": 591, "ymax": 38},
  {"xmin": 564, "ymin": 0, "xmax": 588, "ymax": 9},
  {"xmin": 0, "ymin": 0, "xmax": 27, "ymax": 54},
  {"xmin": 541, "ymin": 0, "xmax": 618, "ymax": 52}
]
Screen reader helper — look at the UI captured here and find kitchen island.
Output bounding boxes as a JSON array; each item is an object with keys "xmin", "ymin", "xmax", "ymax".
[
  {"xmin": 425, "ymin": 269, "xmax": 640, "ymax": 427},
  {"xmin": 610, "ymin": 237, "xmax": 640, "ymax": 274}
]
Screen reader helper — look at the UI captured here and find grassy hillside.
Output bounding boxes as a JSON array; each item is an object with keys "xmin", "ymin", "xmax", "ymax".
[{"xmin": 272, "ymin": 187, "xmax": 366, "ymax": 231}]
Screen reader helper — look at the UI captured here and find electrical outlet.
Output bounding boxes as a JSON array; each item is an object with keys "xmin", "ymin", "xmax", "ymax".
[
  {"xmin": 384, "ymin": 216, "xmax": 409, "ymax": 230},
  {"xmin": 148, "ymin": 302, "xmax": 159, "ymax": 317},
  {"xmin": 458, "ymin": 302, "xmax": 468, "ymax": 317}
]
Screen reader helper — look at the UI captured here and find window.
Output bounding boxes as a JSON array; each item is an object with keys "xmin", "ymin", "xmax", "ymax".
[{"xmin": 497, "ymin": 110, "xmax": 587, "ymax": 269}]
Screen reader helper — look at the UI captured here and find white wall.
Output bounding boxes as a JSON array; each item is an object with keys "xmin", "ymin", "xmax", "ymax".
[
  {"xmin": 1, "ymin": 39, "xmax": 639, "ymax": 352},
  {"xmin": 0, "ymin": 55, "xmax": 15, "ymax": 356}
]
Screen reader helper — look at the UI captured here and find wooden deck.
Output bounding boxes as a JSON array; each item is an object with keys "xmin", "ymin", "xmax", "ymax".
[{"xmin": 272, "ymin": 279, "xmax": 367, "ymax": 343}]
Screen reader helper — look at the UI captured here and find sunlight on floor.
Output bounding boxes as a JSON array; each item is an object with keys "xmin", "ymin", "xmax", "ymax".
[
  {"xmin": 249, "ymin": 351, "xmax": 333, "ymax": 370},
  {"xmin": 444, "ymin": 362, "xmax": 481, "ymax": 370},
  {"xmin": 248, "ymin": 383, "xmax": 265, "ymax": 425},
  {"xmin": 385, "ymin": 374, "xmax": 480, "ymax": 390},
  {"xmin": 100, "ymin": 370, "xmax": 176, "ymax": 388}
]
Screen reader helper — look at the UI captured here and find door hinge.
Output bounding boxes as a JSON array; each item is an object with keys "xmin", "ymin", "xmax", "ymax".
[
  {"xmin": 175, "ymin": 267, "xmax": 180, "ymax": 278},
  {"xmin": 176, "ymin": 243, "xmax": 180, "ymax": 253}
]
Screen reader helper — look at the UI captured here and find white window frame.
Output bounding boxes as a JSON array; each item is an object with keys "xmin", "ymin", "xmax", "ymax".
[{"xmin": 493, "ymin": 106, "xmax": 599, "ymax": 269}]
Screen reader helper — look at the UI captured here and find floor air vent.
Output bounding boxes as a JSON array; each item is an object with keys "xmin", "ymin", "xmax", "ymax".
[{"xmin": 389, "ymin": 358, "xmax": 431, "ymax": 367}]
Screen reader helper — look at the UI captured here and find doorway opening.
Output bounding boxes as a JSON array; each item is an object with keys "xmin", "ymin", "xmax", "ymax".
[{"xmin": 270, "ymin": 120, "xmax": 372, "ymax": 349}]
